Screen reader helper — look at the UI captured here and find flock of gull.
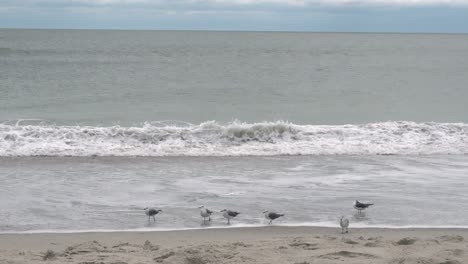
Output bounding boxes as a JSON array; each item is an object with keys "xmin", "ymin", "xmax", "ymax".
[{"xmin": 144, "ymin": 200, "xmax": 374, "ymax": 233}]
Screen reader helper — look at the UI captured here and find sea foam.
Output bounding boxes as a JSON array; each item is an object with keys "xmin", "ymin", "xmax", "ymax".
[{"xmin": 0, "ymin": 120, "xmax": 467, "ymax": 157}]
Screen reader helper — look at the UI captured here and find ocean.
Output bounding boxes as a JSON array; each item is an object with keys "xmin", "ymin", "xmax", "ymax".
[{"xmin": 1, "ymin": 29, "xmax": 468, "ymax": 232}]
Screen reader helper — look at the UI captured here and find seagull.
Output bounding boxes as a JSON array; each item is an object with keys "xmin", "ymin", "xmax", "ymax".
[
  {"xmin": 340, "ymin": 216, "xmax": 349, "ymax": 234},
  {"xmin": 354, "ymin": 200, "xmax": 373, "ymax": 214},
  {"xmin": 144, "ymin": 207, "xmax": 162, "ymax": 222},
  {"xmin": 198, "ymin": 206, "xmax": 213, "ymax": 223},
  {"xmin": 263, "ymin": 210, "xmax": 284, "ymax": 224},
  {"xmin": 220, "ymin": 209, "xmax": 240, "ymax": 225}
]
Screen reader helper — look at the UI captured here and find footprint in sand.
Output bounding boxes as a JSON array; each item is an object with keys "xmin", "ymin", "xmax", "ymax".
[
  {"xmin": 110, "ymin": 242, "xmax": 143, "ymax": 253},
  {"xmin": 318, "ymin": 250, "xmax": 378, "ymax": 260},
  {"xmin": 64, "ymin": 240, "xmax": 109, "ymax": 256},
  {"xmin": 342, "ymin": 238, "xmax": 359, "ymax": 245},
  {"xmin": 153, "ymin": 251, "xmax": 175, "ymax": 263},
  {"xmin": 389, "ymin": 257, "xmax": 461, "ymax": 264},
  {"xmin": 231, "ymin": 242, "xmax": 252, "ymax": 248},
  {"xmin": 394, "ymin": 237, "xmax": 417, "ymax": 246},
  {"xmin": 288, "ymin": 241, "xmax": 319, "ymax": 250},
  {"xmin": 445, "ymin": 249, "xmax": 463, "ymax": 257},
  {"xmin": 143, "ymin": 240, "xmax": 159, "ymax": 251},
  {"xmin": 439, "ymin": 260, "xmax": 462, "ymax": 264},
  {"xmin": 437, "ymin": 235, "xmax": 464, "ymax": 243},
  {"xmin": 364, "ymin": 241, "xmax": 381, "ymax": 247}
]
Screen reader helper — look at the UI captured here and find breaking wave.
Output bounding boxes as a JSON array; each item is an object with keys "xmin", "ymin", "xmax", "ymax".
[{"xmin": 1, "ymin": 120, "xmax": 467, "ymax": 157}]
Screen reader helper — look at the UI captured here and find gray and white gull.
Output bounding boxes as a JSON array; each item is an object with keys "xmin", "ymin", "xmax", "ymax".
[
  {"xmin": 144, "ymin": 207, "xmax": 162, "ymax": 222},
  {"xmin": 263, "ymin": 210, "xmax": 284, "ymax": 224},
  {"xmin": 340, "ymin": 216, "xmax": 349, "ymax": 234},
  {"xmin": 354, "ymin": 200, "xmax": 374, "ymax": 214},
  {"xmin": 198, "ymin": 205, "xmax": 213, "ymax": 223},
  {"xmin": 220, "ymin": 209, "xmax": 240, "ymax": 225}
]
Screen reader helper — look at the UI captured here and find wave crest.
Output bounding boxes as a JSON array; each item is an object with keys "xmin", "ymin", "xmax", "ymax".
[{"xmin": 1, "ymin": 120, "xmax": 467, "ymax": 156}]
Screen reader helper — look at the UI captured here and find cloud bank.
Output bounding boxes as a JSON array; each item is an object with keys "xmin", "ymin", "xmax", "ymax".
[
  {"xmin": 1, "ymin": 0, "xmax": 468, "ymax": 32},
  {"xmin": 4, "ymin": 0, "xmax": 468, "ymax": 7}
]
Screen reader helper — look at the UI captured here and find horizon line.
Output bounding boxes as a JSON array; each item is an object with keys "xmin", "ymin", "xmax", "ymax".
[{"xmin": 1, "ymin": 27, "xmax": 468, "ymax": 35}]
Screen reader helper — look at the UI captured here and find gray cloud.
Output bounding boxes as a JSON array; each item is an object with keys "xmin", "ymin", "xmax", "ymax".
[
  {"xmin": 3, "ymin": 0, "xmax": 468, "ymax": 8},
  {"xmin": 1, "ymin": 0, "xmax": 468, "ymax": 32}
]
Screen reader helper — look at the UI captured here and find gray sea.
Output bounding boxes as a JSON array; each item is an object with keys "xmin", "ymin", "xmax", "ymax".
[{"xmin": 1, "ymin": 29, "xmax": 468, "ymax": 232}]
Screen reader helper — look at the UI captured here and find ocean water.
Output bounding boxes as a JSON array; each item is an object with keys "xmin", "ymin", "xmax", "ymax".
[{"xmin": 1, "ymin": 29, "xmax": 468, "ymax": 232}]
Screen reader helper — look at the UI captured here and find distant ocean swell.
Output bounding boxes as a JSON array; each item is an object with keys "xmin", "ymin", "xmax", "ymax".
[{"xmin": 0, "ymin": 120, "xmax": 467, "ymax": 157}]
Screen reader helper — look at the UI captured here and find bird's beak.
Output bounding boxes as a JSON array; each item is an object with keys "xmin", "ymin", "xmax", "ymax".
[
  {"xmin": 263, "ymin": 211, "xmax": 268, "ymax": 213},
  {"xmin": 198, "ymin": 206, "xmax": 203, "ymax": 208}
]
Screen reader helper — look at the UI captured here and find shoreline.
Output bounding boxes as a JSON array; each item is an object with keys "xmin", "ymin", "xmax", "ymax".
[
  {"xmin": 2, "ymin": 224, "xmax": 468, "ymax": 235},
  {"xmin": 1, "ymin": 226, "xmax": 466, "ymax": 263}
]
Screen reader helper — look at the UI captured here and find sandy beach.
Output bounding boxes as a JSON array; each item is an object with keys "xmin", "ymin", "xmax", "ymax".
[{"xmin": 0, "ymin": 227, "xmax": 466, "ymax": 264}]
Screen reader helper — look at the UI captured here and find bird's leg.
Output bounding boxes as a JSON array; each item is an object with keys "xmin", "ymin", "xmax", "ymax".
[
  {"xmin": 346, "ymin": 227, "xmax": 348, "ymax": 233},
  {"xmin": 269, "ymin": 220, "xmax": 272, "ymax": 225},
  {"xmin": 228, "ymin": 218, "xmax": 230, "ymax": 225},
  {"xmin": 153, "ymin": 216, "xmax": 156, "ymax": 222},
  {"xmin": 209, "ymin": 217, "xmax": 211, "ymax": 222}
]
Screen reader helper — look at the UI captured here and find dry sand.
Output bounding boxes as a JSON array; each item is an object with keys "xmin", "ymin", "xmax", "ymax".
[{"xmin": 0, "ymin": 227, "xmax": 466, "ymax": 264}]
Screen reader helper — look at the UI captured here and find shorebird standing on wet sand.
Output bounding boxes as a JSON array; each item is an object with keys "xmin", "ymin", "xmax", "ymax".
[
  {"xmin": 220, "ymin": 209, "xmax": 240, "ymax": 225},
  {"xmin": 144, "ymin": 207, "xmax": 162, "ymax": 222},
  {"xmin": 263, "ymin": 211, "xmax": 284, "ymax": 224},
  {"xmin": 199, "ymin": 206, "xmax": 213, "ymax": 223},
  {"xmin": 340, "ymin": 216, "xmax": 349, "ymax": 234}
]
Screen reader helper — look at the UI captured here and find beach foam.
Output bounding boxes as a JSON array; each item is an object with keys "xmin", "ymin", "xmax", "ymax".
[{"xmin": 1, "ymin": 120, "xmax": 467, "ymax": 157}]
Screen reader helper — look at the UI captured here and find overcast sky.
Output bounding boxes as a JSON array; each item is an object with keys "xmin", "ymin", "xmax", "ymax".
[{"xmin": 1, "ymin": 0, "xmax": 468, "ymax": 32}]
